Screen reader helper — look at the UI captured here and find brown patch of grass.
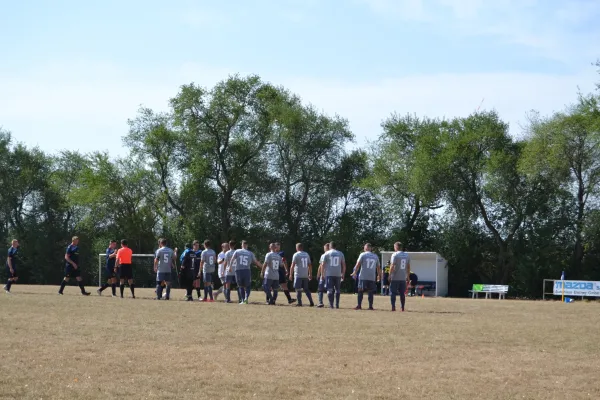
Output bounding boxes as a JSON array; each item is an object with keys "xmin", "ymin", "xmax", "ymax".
[{"xmin": 1, "ymin": 285, "xmax": 600, "ymax": 399}]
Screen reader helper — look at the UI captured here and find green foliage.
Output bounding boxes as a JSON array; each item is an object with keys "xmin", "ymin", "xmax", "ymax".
[{"xmin": 2, "ymin": 70, "xmax": 600, "ymax": 296}]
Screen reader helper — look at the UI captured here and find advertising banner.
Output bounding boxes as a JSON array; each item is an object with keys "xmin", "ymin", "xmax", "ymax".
[{"xmin": 553, "ymin": 280, "xmax": 600, "ymax": 297}]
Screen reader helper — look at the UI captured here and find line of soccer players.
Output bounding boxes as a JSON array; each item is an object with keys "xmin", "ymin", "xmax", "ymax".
[{"xmin": 5, "ymin": 237, "xmax": 412, "ymax": 311}]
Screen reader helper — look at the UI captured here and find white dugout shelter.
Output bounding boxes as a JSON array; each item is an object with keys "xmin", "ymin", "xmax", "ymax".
[{"xmin": 380, "ymin": 252, "xmax": 448, "ymax": 297}]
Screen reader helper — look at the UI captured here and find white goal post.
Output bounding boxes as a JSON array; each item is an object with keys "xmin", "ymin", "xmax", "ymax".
[{"xmin": 97, "ymin": 253, "xmax": 156, "ymax": 287}]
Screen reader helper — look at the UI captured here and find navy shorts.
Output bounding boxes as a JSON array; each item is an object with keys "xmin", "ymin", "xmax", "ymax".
[
  {"xmin": 65, "ymin": 264, "xmax": 81, "ymax": 278},
  {"xmin": 226, "ymin": 275, "xmax": 237, "ymax": 285},
  {"xmin": 105, "ymin": 266, "xmax": 116, "ymax": 279},
  {"xmin": 235, "ymin": 269, "xmax": 251, "ymax": 287},
  {"xmin": 390, "ymin": 280, "xmax": 407, "ymax": 295},
  {"xmin": 294, "ymin": 277, "xmax": 309, "ymax": 291},
  {"xmin": 6, "ymin": 266, "xmax": 17, "ymax": 278},
  {"xmin": 358, "ymin": 279, "xmax": 376, "ymax": 292},
  {"xmin": 326, "ymin": 276, "xmax": 341, "ymax": 292},
  {"xmin": 383, "ymin": 273, "xmax": 390, "ymax": 286},
  {"xmin": 279, "ymin": 271, "xmax": 288, "ymax": 284},
  {"xmin": 203, "ymin": 272, "xmax": 213, "ymax": 283},
  {"xmin": 119, "ymin": 264, "xmax": 133, "ymax": 280},
  {"xmin": 157, "ymin": 272, "xmax": 172, "ymax": 283},
  {"xmin": 264, "ymin": 278, "xmax": 279, "ymax": 291},
  {"xmin": 318, "ymin": 279, "xmax": 326, "ymax": 292}
]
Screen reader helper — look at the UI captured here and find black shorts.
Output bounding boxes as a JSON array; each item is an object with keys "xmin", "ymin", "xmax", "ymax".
[
  {"xmin": 65, "ymin": 265, "xmax": 81, "ymax": 278},
  {"xmin": 119, "ymin": 264, "xmax": 133, "ymax": 280}
]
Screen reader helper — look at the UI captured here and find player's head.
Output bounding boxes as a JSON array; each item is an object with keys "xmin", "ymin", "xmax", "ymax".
[
  {"xmin": 394, "ymin": 242, "xmax": 402, "ymax": 251},
  {"xmin": 222, "ymin": 242, "xmax": 229, "ymax": 251},
  {"xmin": 203, "ymin": 239, "xmax": 211, "ymax": 249},
  {"xmin": 229, "ymin": 240, "xmax": 236, "ymax": 249},
  {"xmin": 269, "ymin": 243, "xmax": 275, "ymax": 251},
  {"xmin": 193, "ymin": 240, "xmax": 200, "ymax": 250},
  {"xmin": 329, "ymin": 241, "xmax": 337, "ymax": 250},
  {"xmin": 296, "ymin": 242, "xmax": 303, "ymax": 251},
  {"xmin": 11, "ymin": 239, "xmax": 19, "ymax": 248},
  {"xmin": 241, "ymin": 240, "xmax": 248, "ymax": 249},
  {"xmin": 72, "ymin": 236, "xmax": 79, "ymax": 245},
  {"xmin": 121, "ymin": 239, "xmax": 128, "ymax": 247},
  {"xmin": 323, "ymin": 242, "xmax": 330, "ymax": 252},
  {"xmin": 364, "ymin": 243, "xmax": 372, "ymax": 252},
  {"xmin": 109, "ymin": 240, "xmax": 117, "ymax": 249},
  {"xmin": 159, "ymin": 238, "xmax": 167, "ymax": 247},
  {"xmin": 274, "ymin": 242, "xmax": 280, "ymax": 251}
]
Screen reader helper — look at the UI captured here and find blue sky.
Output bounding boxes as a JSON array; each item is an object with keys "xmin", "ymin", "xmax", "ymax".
[{"xmin": 1, "ymin": 0, "xmax": 599, "ymax": 155}]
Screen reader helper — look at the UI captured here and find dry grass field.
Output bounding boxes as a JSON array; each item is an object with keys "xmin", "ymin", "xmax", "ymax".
[{"xmin": 1, "ymin": 285, "xmax": 599, "ymax": 400}]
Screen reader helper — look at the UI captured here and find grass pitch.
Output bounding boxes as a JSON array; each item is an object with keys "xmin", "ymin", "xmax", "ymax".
[{"xmin": 1, "ymin": 285, "xmax": 599, "ymax": 400}]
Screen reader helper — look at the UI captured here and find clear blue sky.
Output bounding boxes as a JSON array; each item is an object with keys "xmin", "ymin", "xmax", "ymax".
[{"xmin": 1, "ymin": 0, "xmax": 599, "ymax": 155}]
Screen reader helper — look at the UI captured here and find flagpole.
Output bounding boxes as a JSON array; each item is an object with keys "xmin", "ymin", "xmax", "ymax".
[{"xmin": 561, "ymin": 271, "xmax": 565, "ymax": 303}]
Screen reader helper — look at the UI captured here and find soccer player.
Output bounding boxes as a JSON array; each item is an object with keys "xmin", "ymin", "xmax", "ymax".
[
  {"xmin": 192, "ymin": 240, "xmax": 203, "ymax": 299},
  {"xmin": 230, "ymin": 240, "xmax": 262, "ymax": 304},
  {"xmin": 323, "ymin": 241, "xmax": 346, "ymax": 309},
  {"xmin": 154, "ymin": 238, "xmax": 176, "ymax": 300},
  {"xmin": 389, "ymin": 242, "xmax": 411, "ymax": 311},
  {"xmin": 409, "ymin": 271, "xmax": 418, "ymax": 297},
  {"xmin": 382, "ymin": 260, "xmax": 391, "ymax": 295},
  {"xmin": 316, "ymin": 242, "xmax": 330, "ymax": 308},
  {"xmin": 97, "ymin": 240, "xmax": 118, "ymax": 297},
  {"xmin": 275, "ymin": 242, "xmax": 296, "ymax": 304},
  {"xmin": 223, "ymin": 240, "xmax": 240, "ymax": 303},
  {"xmin": 200, "ymin": 239, "xmax": 217, "ymax": 302},
  {"xmin": 58, "ymin": 236, "xmax": 91, "ymax": 296},
  {"xmin": 214, "ymin": 242, "xmax": 229, "ymax": 301},
  {"xmin": 351, "ymin": 243, "xmax": 381, "ymax": 310},
  {"xmin": 261, "ymin": 243, "xmax": 281, "ymax": 305},
  {"xmin": 179, "ymin": 243, "xmax": 196, "ymax": 301},
  {"xmin": 115, "ymin": 239, "xmax": 135, "ymax": 299},
  {"xmin": 4, "ymin": 239, "xmax": 19, "ymax": 294},
  {"xmin": 289, "ymin": 242, "xmax": 314, "ymax": 307}
]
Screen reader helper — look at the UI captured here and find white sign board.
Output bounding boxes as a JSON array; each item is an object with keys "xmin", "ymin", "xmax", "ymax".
[{"xmin": 553, "ymin": 280, "xmax": 600, "ymax": 297}]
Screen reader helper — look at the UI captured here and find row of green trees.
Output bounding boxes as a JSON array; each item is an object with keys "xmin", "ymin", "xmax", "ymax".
[{"xmin": 2, "ymin": 63, "xmax": 599, "ymax": 296}]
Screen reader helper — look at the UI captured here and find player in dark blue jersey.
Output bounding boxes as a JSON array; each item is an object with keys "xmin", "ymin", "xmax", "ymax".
[
  {"xmin": 179, "ymin": 243, "xmax": 196, "ymax": 301},
  {"xmin": 192, "ymin": 240, "xmax": 203, "ymax": 299},
  {"xmin": 4, "ymin": 239, "xmax": 19, "ymax": 294},
  {"xmin": 97, "ymin": 240, "xmax": 118, "ymax": 297},
  {"xmin": 274, "ymin": 242, "xmax": 296, "ymax": 304},
  {"xmin": 58, "ymin": 236, "xmax": 91, "ymax": 296}
]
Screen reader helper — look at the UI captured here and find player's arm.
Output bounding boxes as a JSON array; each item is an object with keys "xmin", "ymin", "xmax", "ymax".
[
  {"xmin": 289, "ymin": 261, "xmax": 295, "ymax": 280},
  {"xmin": 252, "ymin": 254, "xmax": 262, "ymax": 269},
  {"xmin": 318, "ymin": 261, "xmax": 324, "ymax": 280},
  {"xmin": 65, "ymin": 250, "xmax": 76, "ymax": 267},
  {"xmin": 341, "ymin": 258, "xmax": 346, "ymax": 280},
  {"xmin": 260, "ymin": 256, "xmax": 267, "ymax": 278},
  {"xmin": 199, "ymin": 253, "xmax": 205, "ymax": 275},
  {"xmin": 109, "ymin": 251, "xmax": 117, "ymax": 259},
  {"xmin": 406, "ymin": 260, "xmax": 411, "ymax": 282},
  {"xmin": 6, "ymin": 252, "xmax": 13, "ymax": 272},
  {"xmin": 308, "ymin": 262, "xmax": 313, "ymax": 280},
  {"xmin": 153, "ymin": 257, "xmax": 158, "ymax": 272},
  {"xmin": 352, "ymin": 258, "xmax": 361, "ymax": 278},
  {"xmin": 376, "ymin": 261, "xmax": 382, "ymax": 282}
]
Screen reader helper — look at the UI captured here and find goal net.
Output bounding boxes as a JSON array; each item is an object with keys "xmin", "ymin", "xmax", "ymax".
[{"xmin": 97, "ymin": 253, "xmax": 166, "ymax": 288}]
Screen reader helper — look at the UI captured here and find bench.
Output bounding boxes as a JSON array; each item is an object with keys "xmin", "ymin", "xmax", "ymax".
[
  {"xmin": 469, "ymin": 284, "xmax": 508, "ymax": 299},
  {"xmin": 407, "ymin": 281, "xmax": 436, "ymax": 296}
]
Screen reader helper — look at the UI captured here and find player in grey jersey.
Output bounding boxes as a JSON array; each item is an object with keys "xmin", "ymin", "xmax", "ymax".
[
  {"xmin": 222, "ymin": 240, "xmax": 241, "ymax": 303},
  {"xmin": 200, "ymin": 239, "xmax": 217, "ymax": 302},
  {"xmin": 323, "ymin": 241, "xmax": 346, "ymax": 309},
  {"xmin": 389, "ymin": 241, "xmax": 411, "ymax": 312},
  {"xmin": 154, "ymin": 238, "xmax": 177, "ymax": 300},
  {"xmin": 289, "ymin": 243, "xmax": 314, "ymax": 307},
  {"xmin": 230, "ymin": 240, "xmax": 262, "ymax": 304},
  {"xmin": 316, "ymin": 242, "xmax": 330, "ymax": 307},
  {"xmin": 261, "ymin": 243, "xmax": 281, "ymax": 305},
  {"xmin": 351, "ymin": 243, "xmax": 381, "ymax": 310},
  {"xmin": 213, "ymin": 242, "xmax": 229, "ymax": 301}
]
